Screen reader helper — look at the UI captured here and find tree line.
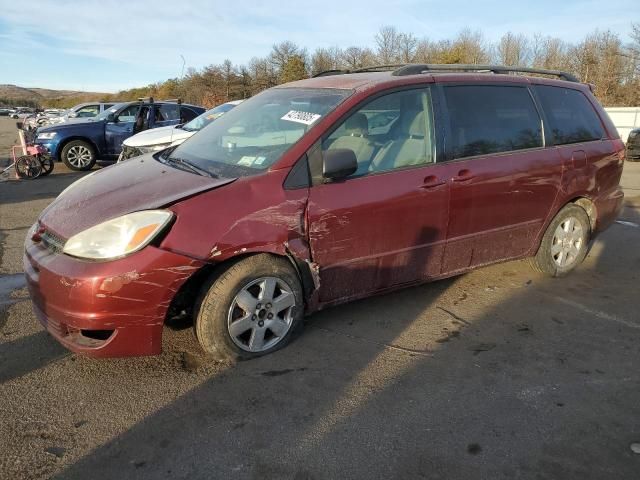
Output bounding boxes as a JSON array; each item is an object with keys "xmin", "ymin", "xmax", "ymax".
[{"xmin": 48, "ymin": 24, "xmax": 640, "ymax": 109}]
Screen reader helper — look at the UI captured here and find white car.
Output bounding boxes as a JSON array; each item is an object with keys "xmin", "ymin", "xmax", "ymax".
[{"xmin": 118, "ymin": 100, "xmax": 243, "ymax": 162}]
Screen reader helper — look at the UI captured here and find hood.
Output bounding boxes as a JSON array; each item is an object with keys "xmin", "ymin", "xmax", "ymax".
[
  {"xmin": 40, "ymin": 154, "xmax": 234, "ymax": 238},
  {"xmin": 123, "ymin": 125, "xmax": 193, "ymax": 148},
  {"xmin": 38, "ymin": 118, "xmax": 103, "ymax": 133}
]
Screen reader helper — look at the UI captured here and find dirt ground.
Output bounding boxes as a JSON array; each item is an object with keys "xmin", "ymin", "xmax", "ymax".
[{"xmin": 1, "ymin": 116, "xmax": 640, "ymax": 479}]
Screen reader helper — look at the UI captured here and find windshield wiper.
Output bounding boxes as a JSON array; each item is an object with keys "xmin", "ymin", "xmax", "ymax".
[{"xmin": 165, "ymin": 156, "xmax": 216, "ymax": 178}]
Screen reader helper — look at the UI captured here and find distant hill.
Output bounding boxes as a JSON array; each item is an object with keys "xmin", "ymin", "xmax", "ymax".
[{"xmin": 0, "ymin": 84, "xmax": 111, "ymax": 108}]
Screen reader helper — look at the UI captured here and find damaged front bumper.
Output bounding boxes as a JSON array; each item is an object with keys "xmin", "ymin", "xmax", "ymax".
[{"xmin": 24, "ymin": 236, "xmax": 204, "ymax": 357}]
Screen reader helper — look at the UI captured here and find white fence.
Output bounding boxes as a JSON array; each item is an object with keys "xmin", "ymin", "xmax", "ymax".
[{"xmin": 604, "ymin": 107, "xmax": 640, "ymax": 143}]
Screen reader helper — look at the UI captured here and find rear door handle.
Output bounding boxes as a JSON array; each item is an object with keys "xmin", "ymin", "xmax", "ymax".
[
  {"xmin": 421, "ymin": 175, "xmax": 446, "ymax": 189},
  {"xmin": 452, "ymin": 169, "xmax": 475, "ymax": 182}
]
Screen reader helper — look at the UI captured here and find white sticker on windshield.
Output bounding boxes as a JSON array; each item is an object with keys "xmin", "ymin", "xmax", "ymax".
[
  {"xmin": 281, "ymin": 110, "xmax": 321, "ymax": 126},
  {"xmin": 238, "ymin": 156, "xmax": 256, "ymax": 166}
]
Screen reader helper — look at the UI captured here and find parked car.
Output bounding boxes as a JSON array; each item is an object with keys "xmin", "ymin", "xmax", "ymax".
[
  {"xmin": 33, "ymin": 99, "xmax": 205, "ymax": 170},
  {"xmin": 0, "ymin": 108, "xmax": 12, "ymax": 116},
  {"xmin": 25, "ymin": 64, "xmax": 625, "ymax": 359},
  {"xmin": 47, "ymin": 102, "xmax": 116, "ymax": 125},
  {"xmin": 627, "ymin": 128, "xmax": 640, "ymax": 161},
  {"xmin": 118, "ymin": 100, "xmax": 243, "ymax": 162},
  {"xmin": 11, "ymin": 107, "xmax": 34, "ymax": 119}
]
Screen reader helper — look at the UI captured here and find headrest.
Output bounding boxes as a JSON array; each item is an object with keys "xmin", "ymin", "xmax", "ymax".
[
  {"xmin": 407, "ymin": 111, "xmax": 425, "ymax": 138},
  {"xmin": 345, "ymin": 113, "xmax": 368, "ymax": 136}
]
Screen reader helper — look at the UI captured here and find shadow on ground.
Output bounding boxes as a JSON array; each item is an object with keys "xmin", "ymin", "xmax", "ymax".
[{"xmin": 52, "ymin": 209, "xmax": 640, "ymax": 480}]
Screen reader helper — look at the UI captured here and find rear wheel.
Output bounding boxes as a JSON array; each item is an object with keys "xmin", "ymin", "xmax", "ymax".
[
  {"xmin": 195, "ymin": 254, "xmax": 304, "ymax": 360},
  {"xmin": 61, "ymin": 140, "xmax": 96, "ymax": 171},
  {"xmin": 530, "ymin": 204, "xmax": 591, "ymax": 277},
  {"xmin": 15, "ymin": 155, "xmax": 42, "ymax": 179}
]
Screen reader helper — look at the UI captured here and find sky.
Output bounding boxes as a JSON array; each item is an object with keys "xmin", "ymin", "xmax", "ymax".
[{"xmin": 0, "ymin": 0, "xmax": 637, "ymax": 93}]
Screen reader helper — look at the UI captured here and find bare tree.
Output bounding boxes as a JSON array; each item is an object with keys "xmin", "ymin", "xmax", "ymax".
[
  {"xmin": 496, "ymin": 32, "xmax": 530, "ymax": 66},
  {"xmin": 375, "ymin": 26, "xmax": 402, "ymax": 64},
  {"xmin": 453, "ymin": 29, "xmax": 490, "ymax": 64},
  {"xmin": 311, "ymin": 46, "xmax": 343, "ymax": 75},
  {"xmin": 398, "ymin": 33, "xmax": 418, "ymax": 63},
  {"xmin": 342, "ymin": 46, "xmax": 376, "ymax": 69},
  {"xmin": 531, "ymin": 35, "xmax": 568, "ymax": 70},
  {"xmin": 270, "ymin": 41, "xmax": 306, "ymax": 72}
]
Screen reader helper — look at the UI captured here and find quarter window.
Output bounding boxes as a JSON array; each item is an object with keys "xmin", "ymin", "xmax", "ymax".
[
  {"xmin": 180, "ymin": 107, "xmax": 199, "ymax": 123},
  {"xmin": 322, "ymin": 88, "xmax": 435, "ymax": 177},
  {"xmin": 443, "ymin": 86, "xmax": 542, "ymax": 159},
  {"xmin": 535, "ymin": 85, "xmax": 605, "ymax": 145}
]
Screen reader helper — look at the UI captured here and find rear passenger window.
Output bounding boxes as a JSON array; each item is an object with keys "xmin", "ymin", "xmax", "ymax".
[
  {"xmin": 535, "ymin": 86, "xmax": 605, "ymax": 145},
  {"xmin": 443, "ymin": 86, "xmax": 542, "ymax": 159},
  {"xmin": 156, "ymin": 104, "xmax": 180, "ymax": 122}
]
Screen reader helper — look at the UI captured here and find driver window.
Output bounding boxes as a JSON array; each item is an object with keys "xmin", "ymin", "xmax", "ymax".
[
  {"xmin": 117, "ymin": 105, "xmax": 140, "ymax": 123},
  {"xmin": 322, "ymin": 88, "xmax": 434, "ymax": 177}
]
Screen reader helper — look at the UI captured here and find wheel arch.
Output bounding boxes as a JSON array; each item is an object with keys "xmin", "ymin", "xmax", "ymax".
[
  {"xmin": 56, "ymin": 136, "xmax": 99, "ymax": 161},
  {"xmin": 531, "ymin": 195, "xmax": 597, "ymax": 257},
  {"xmin": 164, "ymin": 251, "xmax": 315, "ymax": 327},
  {"xmin": 569, "ymin": 196, "xmax": 597, "ymax": 232}
]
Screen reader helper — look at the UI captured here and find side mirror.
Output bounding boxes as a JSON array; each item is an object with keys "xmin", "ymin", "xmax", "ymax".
[
  {"xmin": 68, "ymin": 112, "xmax": 78, "ymax": 118},
  {"xmin": 322, "ymin": 148, "xmax": 357, "ymax": 181},
  {"xmin": 106, "ymin": 113, "xmax": 117, "ymax": 123}
]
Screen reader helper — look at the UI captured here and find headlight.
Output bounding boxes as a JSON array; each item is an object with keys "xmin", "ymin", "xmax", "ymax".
[
  {"xmin": 138, "ymin": 143, "xmax": 171, "ymax": 154},
  {"xmin": 37, "ymin": 132, "xmax": 57, "ymax": 140},
  {"xmin": 63, "ymin": 210, "xmax": 173, "ymax": 260}
]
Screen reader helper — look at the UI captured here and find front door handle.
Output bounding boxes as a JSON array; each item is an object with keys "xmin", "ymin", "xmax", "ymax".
[
  {"xmin": 421, "ymin": 175, "xmax": 446, "ymax": 189},
  {"xmin": 452, "ymin": 169, "xmax": 475, "ymax": 182}
]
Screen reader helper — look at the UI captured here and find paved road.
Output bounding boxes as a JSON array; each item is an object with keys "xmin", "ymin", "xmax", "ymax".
[{"xmin": 1, "ymin": 116, "xmax": 640, "ymax": 479}]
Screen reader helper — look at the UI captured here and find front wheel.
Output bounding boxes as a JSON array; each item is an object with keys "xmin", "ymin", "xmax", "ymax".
[
  {"xmin": 61, "ymin": 140, "xmax": 96, "ymax": 171},
  {"xmin": 195, "ymin": 254, "xmax": 304, "ymax": 360},
  {"xmin": 530, "ymin": 204, "xmax": 591, "ymax": 277},
  {"xmin": 39, "ymin": 155, "xmax": 54, "ymax": 176}
]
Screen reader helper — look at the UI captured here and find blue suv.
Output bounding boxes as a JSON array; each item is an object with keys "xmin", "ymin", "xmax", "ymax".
[{"xmin": 34, "ymin": 99, "xmax": 205, "ymax": 170}]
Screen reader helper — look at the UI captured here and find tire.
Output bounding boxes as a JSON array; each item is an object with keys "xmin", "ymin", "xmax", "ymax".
[
  {"xmin": 15, "ymin": 155, "xmax": 42, "ymax": 179},
  {"xmin": 195, "ymin": 254, "xmax": 304, "ymax": 360},
  {"xmin": 61, "ymin": 140, "xmax": 96, "ymax": 171},
  {"xmin": 530, "ymin": 204, "xmax": 591, "ymax": 277},
  {"xmin": 39, "ymin": 155, "xmax": 54, "ymax": 176}
]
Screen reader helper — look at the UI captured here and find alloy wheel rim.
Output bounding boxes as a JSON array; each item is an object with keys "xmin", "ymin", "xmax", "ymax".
[
  {"xmin": 551, "ymin": 216, "xmax": 584, "ymax": 267},
  {"xmin": 66, "ymin": 145, "xmax": 92, "ymax": 167},
  {"xmin": 227, "ymin": 276, "xmax": 295, "ymax": 352}
]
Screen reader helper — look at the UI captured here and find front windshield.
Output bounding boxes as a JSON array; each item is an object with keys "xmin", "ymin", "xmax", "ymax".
[
  {"xmin": 182, "ymin": 103, "xmax": 238, "ymax": 132},
  {"xmin": 166, "ymin": 88, "xmax": 351, "ymax": 177},
  {"xmin": 94, "ymin": 103, "xmax": 127, "ymax": 120}
]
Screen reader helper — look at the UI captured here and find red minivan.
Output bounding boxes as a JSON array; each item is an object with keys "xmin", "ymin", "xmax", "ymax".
[{"xmin": 24, "ymin": 65, "xmax": 625, "ymax": 359}]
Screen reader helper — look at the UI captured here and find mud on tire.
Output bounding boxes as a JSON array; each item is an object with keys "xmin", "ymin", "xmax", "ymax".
[
  {"xmin": 195, "ymin": 254, "xmax": 304, "ymax": 360},
  {"xmin": 530, "ymin": 204, "xmax": 591, "ymax": 277}
]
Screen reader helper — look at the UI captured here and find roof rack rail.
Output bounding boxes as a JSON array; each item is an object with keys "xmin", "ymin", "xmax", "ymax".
[
  {"xmin": 135, "ymin": 97, "xmax": 183, "ymax": 104},
  {"xmin": 352, "ymin": 64, "xmax": 405, "ymax": 73},
  {"xmin": 391, "ymin": 64, "xmax": 579, "ymax": 82},
  {"xmin": 312, "ymin": 64, "xmax": 403, "ymax": 78},
  {"xmin": 313, "ymin": 69, "xmax": 349, "ymax": 78}
]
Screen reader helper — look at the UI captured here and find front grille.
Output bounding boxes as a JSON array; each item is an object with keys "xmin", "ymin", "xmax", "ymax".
[
  {"xmin": 40, "ymin": 229, "xmax": 66, "ymax": 254},
  {"xmin": 120, "ymin": 145, "xmax": 143, "ymax": 161}
]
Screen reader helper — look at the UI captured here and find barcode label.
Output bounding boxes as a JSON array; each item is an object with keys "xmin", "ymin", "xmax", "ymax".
[{"xmin": 281, "ymin": 110, "xmax": 321, "ymax": 126}]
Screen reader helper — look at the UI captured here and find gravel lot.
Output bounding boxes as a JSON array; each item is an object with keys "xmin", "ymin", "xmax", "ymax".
[{"xmin": 1, "ymin": 116, "xmax": 640, "ymax": 479}]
